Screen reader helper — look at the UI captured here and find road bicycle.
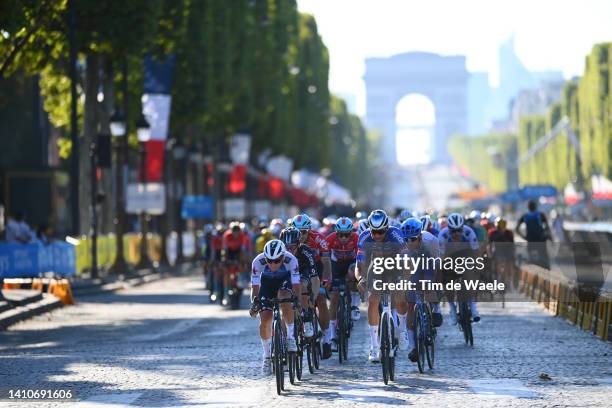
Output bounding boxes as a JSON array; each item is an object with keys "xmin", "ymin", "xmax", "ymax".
[{"xmin": 413, "ymin": 291, "xmax": 436, "ymax": 373}]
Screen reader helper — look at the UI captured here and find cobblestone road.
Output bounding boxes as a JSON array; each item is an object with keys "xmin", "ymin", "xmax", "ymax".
[{"xmin": 0, "ymin": 275, "xmax": 610, "ymax": 407}]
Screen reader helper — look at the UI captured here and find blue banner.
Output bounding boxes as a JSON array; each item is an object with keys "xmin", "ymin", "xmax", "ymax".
[
  {"xmin": 144, "ymin": 54, "xmax": 176, "ymax": 94},
  {"xmin": 520, "ymin": 185, "xmax": 558, "ymax": 199},
  {"xmin": 499, "ymin": 190, "xmax": 523, "ymax": 203},
  {"xmin": 0, "ymin": 242, "xmax": 76, "ymax": 278},
  {"xmin": 181, "ymin": 195, "xmax": 215, "ymax": 219}
]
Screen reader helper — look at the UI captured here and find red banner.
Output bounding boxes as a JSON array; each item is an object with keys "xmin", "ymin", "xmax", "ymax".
[
  {"xmin": 228, "ymin": 164, "xmax": 247, "ymax": 194},
  {"xmin": 269, "ymin": 177, "xmax": 285, "ymax": 199},
  {"xmin": 144, "ymin": 141, "xmax": 165, "ymax": 182}
]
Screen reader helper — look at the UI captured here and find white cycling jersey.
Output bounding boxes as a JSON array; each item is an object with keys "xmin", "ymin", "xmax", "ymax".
[
  {"xmin": 251, "ymin": 251, "xmax": 301, "ymax": 286},
  {"xmin": 437, "ymin": 225, "xmax": 480, "ymax": 254}
]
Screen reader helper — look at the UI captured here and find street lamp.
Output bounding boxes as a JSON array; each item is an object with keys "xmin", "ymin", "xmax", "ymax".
[
  {"xmin": 136, "ymin": 112, "xmax": 152, "ymax": 269},
  {"xmin": 110, "ymin": 106, "xmax": 128, "ymax": 274}
]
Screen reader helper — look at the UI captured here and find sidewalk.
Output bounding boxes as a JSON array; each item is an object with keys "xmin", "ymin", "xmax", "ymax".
[{"xmin": 0, "ymin": 262, "xmax": 198, "ymax": 330}]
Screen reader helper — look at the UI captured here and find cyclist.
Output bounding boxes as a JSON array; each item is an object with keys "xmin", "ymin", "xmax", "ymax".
[
  {"xmin": 209, "ymin": 224, "xmax": 225, "ymax": 303},
  {"xmin": 326, "ymin": 217, "xmax": 360, "ymax": 351},
  {"xmin": 255, "ymin": 228, "xmax": 274, "ymax": 254},
  {"xmin": 249, "ymin": 239, "xmax": 301, "ymax": 375},
  {"xmin": 400, "ymin": 217, "xmax": 439, "ymax": 362},
  {"xmin": 357, "ymin": 219, "xmax": 369, "ymax": 236},
  {"xmin": 355, "ymin": 209, "xmax": 405, "ymax": 362},
  {"xmin": 279, "ymin": 227, "xmax": 318, "ymax": 338},
  {"xmin": 467, "ymin": 210, "xmax": 488, "ymax": 243},
  {"xmin": 420, "ymin": 214, "xmax": 440, "ymax": 237},
  {"xmin": 293, "ymin": 213, "xmax": 334, "ymax": 359},
  {"xmin": 438, "ymin": 213, "xmax": 481, "ymax": 324},
  {"xmin": 399, "ymin": 209, "xmax": 414, "ymax": 223},
  {"xmin": 222, "ymin": 222, "xmax": 251, "ymax": 306},
  {"xmin": 488, "ymin": 217, "xmax": 516, "ymax": 287}
]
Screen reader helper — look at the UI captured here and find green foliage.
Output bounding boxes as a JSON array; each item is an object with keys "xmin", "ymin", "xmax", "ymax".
[
  {"xmin": 0, "ymin": 0, "xmax": 369, "ymax": 195},
  {"xmin": 514, "ymin": 43, "xmax": 611, "ymax": 192},
  {"xmin": 448, "ymin": 133, "xmax": 516, "ymax": 193}
]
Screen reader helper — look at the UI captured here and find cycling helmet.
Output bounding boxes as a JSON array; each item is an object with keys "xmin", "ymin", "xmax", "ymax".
[
  {"xmin": 230, "ymin": 222, "xmax": 241, "ymax": 233},
  {"xmin": 357, "ymin": 219, "xmax": 369, "ymax": 235},
  {"xmin": 368, "ymin": 209, "xmax": 389, "ymax": 231},
  {"xmin": 292, "ymin": 214, "xmax": 312, "ymax": 230},
  {"xmin": 469, "ymin": 210, "xmax": 481, "ymax": 221},
  {"xmin": 401, "ymin": 217, "xmax": 423, "ymax": 239},
  {"xmin": 399, "ymin": 209, "xmax": 413, "ymax": 222},
  {"xmin": 334, "ymin": 217, "xmax": 353, "ymax": 233},
  {"xmin": 420, "ymin": 215, "xmax": 431, "ymax": 231},
  {"xmin": 495, "ymin": 217, "xmax": 507, "ymax": 230},
  {"xmin": 447, "ymin": 213, "xmax": 464, "ymax": 230},
  {"xmin": 280, "ymin": 227, "xmax": 301, "ymax": 245},
  {"xmin": 263, "ymin": 239, "xmax": 286, "ymax": 260},
  {"xmin": 261, "ymin": 228, "xmax": 273, "ymax": 240}
]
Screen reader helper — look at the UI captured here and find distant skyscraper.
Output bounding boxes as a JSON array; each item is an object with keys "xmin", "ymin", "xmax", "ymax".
[
  {"xmin": 467, "ymin": 72, "xmax": 490, "ymax": 135},
  {"xmin": 488, "ymin": 36, "xmax": 563, "ymax": 122}
]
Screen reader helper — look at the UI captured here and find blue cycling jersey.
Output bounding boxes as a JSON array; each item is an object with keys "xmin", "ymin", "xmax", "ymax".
[{"xmin": 356, "ymin": 226, "xmax": 404, "ymax": 263}]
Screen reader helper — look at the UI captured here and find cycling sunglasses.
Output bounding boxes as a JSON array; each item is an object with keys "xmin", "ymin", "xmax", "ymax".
[
  {"xmin": 337, "ymin": 232, "xmax": 351, "ymax": 238},
  {"xmin": 407, "ymin": 236, "xmax": 420, "ymax": 242},
  {"xmin": 371, "ymin": 228, "xmax": 387, "ymax": 236},
  {"xmin": 266, "ymin": 257, "xmax": 284, "ymax": 264},
  {"xmin": 285, "ymin": 244, "xmax": 298, "ymax": 252},
  {"xmin": 450, "ymin": 228, "xmax": 463, "ymax": 234},
  {"xmin": 299, "ymin": 229, "xmax": 309, "ymax": 236}
]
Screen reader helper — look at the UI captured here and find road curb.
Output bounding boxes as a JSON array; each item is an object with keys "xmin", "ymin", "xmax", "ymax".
[
  {"xmin": 72, "ymin": 263, "xmax": 197, "ymax": 297},
  {"xmin": 0, "ymin": 294, "xmax": 63, "ymax": 330}
]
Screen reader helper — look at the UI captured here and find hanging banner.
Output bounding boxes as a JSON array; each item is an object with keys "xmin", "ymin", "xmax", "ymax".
[
  {"xmin": 230, "ymin": 133, "xmax": 252, "ymax": 165},
  {"xmin": 142, "ymin": 54, "xmax": 175, "ymax": 141},
  {"xmin": 223, "ymin": 199, "xmax": 246, "ymax": 219},
  {"xmin": 126, "ymin": 183, "xmax": 166, "ymax": 215},
  {"xmin": 144, "ymin": 140, "xmax": 165, "ymax": 181},
  {"xmin": 181, "ymin": 195, "xmax": 215, "ymax": 219},
  {"xmin": 266, "ymin": 155, "xmax": 293, "ymax": 181},
  {"xmin": 141, "ymin": 94, "xmax": 172, "ymax": 141}
]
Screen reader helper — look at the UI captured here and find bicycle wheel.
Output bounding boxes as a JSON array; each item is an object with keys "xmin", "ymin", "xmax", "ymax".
[
  {"xmin": 380, "ymin": 314, "xmax": 390, "ymax": 384},
  {"xmin": 295, "ymin": 318, "xmax": 303, "ymax": 381},
  {"xmin": 342, "ymin": 297, "xmax": 349, "ymax": 362},
  {"xmin": 425, "ymin": 306, "xmax": 435, "ymax": 369},
  {"xmin": 414, "ymin": 309, "xmax": 425, "ymax": 373},
  {"xmin": 338, "ymin": 298, "xmax": 345, "ymax": 363},
  {"xmin": 273, "ymin": 320, "xmax": 284, "ymax": 395},
  {"xmin": 289, "ymin": 350, "xmax": 296, "ymax": 385},
  {"xmin": 389, "ymin": 317, "xmax": 396, "ymax": 381},
  {"xmin": 313, "ymin": 310, "xmax": 321, "ymax": 370}
]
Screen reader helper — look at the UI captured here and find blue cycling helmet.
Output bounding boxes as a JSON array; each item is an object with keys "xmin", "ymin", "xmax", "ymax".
[
  {"xmin": 357, "ymin": 219, "xmax": 369, "ymax": 235},
  {"xmin": 368, "ymin": 209, "xmax": 389, "ymax": 231},
  {"xmin": 334, "ymin": 217, "xmax": 353, "ymax": 233},
  {"xmin": 401, "ymin": 217, "xmax": 423, "ymax": 239},
  {"xmin": 292, "ymin": 214, "xmax": 312, "ymax": 230},
  {"xmin": 399, "ymin": 209, "xmax": 414, "ymax": 222}
]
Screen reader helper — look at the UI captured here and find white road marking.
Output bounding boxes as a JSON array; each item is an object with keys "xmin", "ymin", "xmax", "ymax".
[
  {"xmin": 132, "ymin": 319, "xmax": 202, "ymax": 342},
  {"xmin": 75, "ymin": 392, "xmax": 142, "ymax": 407},
  {"xmin": 204, "ymin": 386, "xmax": 266, "ymax": 407},
  {"xmin": 467, "ymin": 379, "xmax": 539, "ymax": 398}
]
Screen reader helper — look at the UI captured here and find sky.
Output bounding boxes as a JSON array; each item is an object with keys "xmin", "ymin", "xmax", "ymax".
[{"xmin": 297, "ymin": 0, "xmax": 612, "ymax": 118}]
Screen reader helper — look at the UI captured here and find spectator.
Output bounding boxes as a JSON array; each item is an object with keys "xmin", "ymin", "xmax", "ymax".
[
  {"xmin": 36, "ymin": 223, "xmax": 54, "ymax": 245},
  {"xmin": 5, "ymin": 211, "xmax": 34, "ymax": 244},
  {"xmin": 515, "ymin": 200, "xmax": 551, "ymax": 269}
]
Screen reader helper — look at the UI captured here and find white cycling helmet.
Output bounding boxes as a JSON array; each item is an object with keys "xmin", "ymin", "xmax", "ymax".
[
  {"xmin": 263, "ymin": 239, "xmax": 286, "ymax": 260},
  {"xmin": 447, "ymin": 213, "xmax": 465, "ymax": 230},
  {"xmin": 368, "ymin": 209, "xmax": 389, "ymax": 231}
]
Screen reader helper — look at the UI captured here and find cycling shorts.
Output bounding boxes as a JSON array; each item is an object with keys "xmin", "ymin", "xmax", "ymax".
[
  {"xmin": 258, "ymin": 273, "xmax": 293, "ymax": 311},
  {"xmin": 331, "ymin": 261, "xmax": 355, "ymax": 290}
]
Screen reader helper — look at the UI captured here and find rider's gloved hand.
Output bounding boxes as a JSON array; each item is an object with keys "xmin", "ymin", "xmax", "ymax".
[{"xmin": 249, "ymin": 300, "xmax": 260, "ymax": 318}]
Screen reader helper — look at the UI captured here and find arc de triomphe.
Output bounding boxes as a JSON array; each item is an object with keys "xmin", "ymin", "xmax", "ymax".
[{"xmin": 364, "ymin": 52, "xmax": 469, "ymax": 165}]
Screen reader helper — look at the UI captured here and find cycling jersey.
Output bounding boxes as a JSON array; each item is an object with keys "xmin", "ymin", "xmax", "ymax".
[
  {"xmin": 427, "ymin": 226, "xmax": 440, "ymax": 237},
  {"xmin": 421, "ymin": 230, "xmax": 441, "ymax": 258},
  {"xmin": 251, "ymin": 251, "xmax": 300, "ymax": 310},
  {"xmin": 356, "ymin": 226, "xmax": 404, "ymax": 264},
  {"xmin": 325, "ymin": 231, "xmax": 359, "ymax": 262},
  {"xmin": 437, "ymin": 225, "xmax": 480, "ymax": 254},
  {"xmin": 301, "ymin": 230, "xmax": 330, "ymax": 263},
  {"xmin": 211, "ymin": 233, "xmax": 223, "ymax": 261},
  {"xmin": 223, "ymin": 231, "xmax": 250, "ymax": 252},
  {"xmin": 251, "ymin": 251, "xmax": 301, "ymax": 286},
  {"xmin": 293, "ymin": 244, "xmax": 318, "ymax": 279}
]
